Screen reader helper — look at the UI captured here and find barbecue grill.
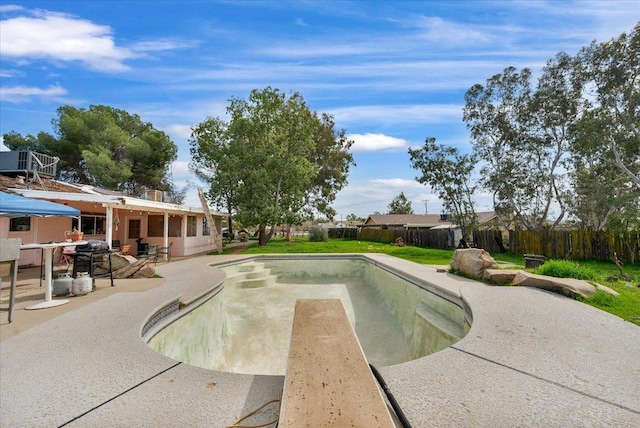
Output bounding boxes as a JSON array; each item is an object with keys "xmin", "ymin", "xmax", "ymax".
[{"xmin": 71, "ymin": 240, "xmax": 114, "ymax": 288}]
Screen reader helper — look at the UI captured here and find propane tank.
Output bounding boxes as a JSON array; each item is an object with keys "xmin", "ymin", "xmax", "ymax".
[
  {"xmin": 72, "ymin": 272, "xmax": 92, "ymax": 296},
  {"xmin": 53, "ymin": 273, "xmax": 73, "ymax": 296}
]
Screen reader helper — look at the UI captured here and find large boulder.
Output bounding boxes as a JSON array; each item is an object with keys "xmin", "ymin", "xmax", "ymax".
[
  {"xmin": 99, "ymin": 253, "xmax": 137, "ymax": 271},
  {"xmin": 450, "ymin": 248, "xmax": 498, "ymax": 278},
  {"xmin": 512, "ymin": 271, "xmax": 597, "ymax": 298}
]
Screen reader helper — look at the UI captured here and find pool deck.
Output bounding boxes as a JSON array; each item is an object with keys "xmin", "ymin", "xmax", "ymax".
[{"xmin": 1, "ymin": 253, "xmax": 639, "ymax": 427}]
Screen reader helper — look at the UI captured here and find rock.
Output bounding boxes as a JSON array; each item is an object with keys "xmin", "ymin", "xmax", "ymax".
[
  {"xmin": 595, "ymin": 283, "xmax": 620, "ymax": 297},
  {"xmin": 99, "ymin": 253, "xmax": 136, "ymax": 271},
  {"xmin": 112, "ymin": 259, "xmax": 147, "ymax": 279},
  {"xmin": 512, "ymin": 271, "xmax": 597, "ymax": 298},
  {"xmin": 483, "ymin": 269, "xmax": 519, "ymax": 285},
  {"xmin": 450, "ymin": 248, "xmax": 498, "ymax": 278},
  {"xmin": 132, "ymin": 266, "xmax": 155, "ymax": 278}
]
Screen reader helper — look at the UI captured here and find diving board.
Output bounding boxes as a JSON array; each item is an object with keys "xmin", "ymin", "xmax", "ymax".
[{"xmin": 279, "ymin": 299, "xmax": 395, "ymax": 427}]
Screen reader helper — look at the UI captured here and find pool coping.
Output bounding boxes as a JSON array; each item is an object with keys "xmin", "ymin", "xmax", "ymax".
[{"xmin": 1, "ymin": 253, "xmax": 639, "ymax": 427}]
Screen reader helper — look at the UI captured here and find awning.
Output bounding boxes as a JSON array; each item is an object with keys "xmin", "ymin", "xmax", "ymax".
[{"xmin": 0, "ymin": 191, "xmax": 81, "ymax": 218}]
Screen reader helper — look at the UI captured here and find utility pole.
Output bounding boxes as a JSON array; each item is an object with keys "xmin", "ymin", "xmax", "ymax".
[{"xmin": 423, "ymin": 200, "xmax": 428, "ymax": 214}]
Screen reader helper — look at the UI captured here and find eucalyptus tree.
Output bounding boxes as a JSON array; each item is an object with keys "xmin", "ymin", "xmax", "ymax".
[
  {"xmin": 463, "ymin": 56, "xmax": 578, "ymax": 231},
  {"xmin": 572, "ymin": 24, "xmax": 639, "ymax": 188},
  {"xmin": 408, "ymin": 137, "xmax": 477, "ymax": 242},
  {"xmin": 463, "ymin": 67, "xmax": 535, "ymax": 230},
  {"xmin": 569, "ymin": 24, "xmax": 640, "ymax": 259},
  {"xmin": 569, "ymin": 158, "xmax": 634, "ymax": 230},
  {"xmin": 189, "ymin": 87, "xmax": 354, "ymax": 245}
]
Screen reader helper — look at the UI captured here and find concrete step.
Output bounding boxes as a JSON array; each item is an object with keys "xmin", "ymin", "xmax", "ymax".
[
  {"xmin": 234, "ymin": 262, "xmax": 265, "ymax": 273},
  {"xmin": 415, "ymin": 301, "xmax": 466, "ymax": 340},
  {"xmin": 236, "ymin": 275, "xmax": 277, "ymax": 289}
]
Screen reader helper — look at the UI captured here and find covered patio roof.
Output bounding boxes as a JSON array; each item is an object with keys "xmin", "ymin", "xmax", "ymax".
[{"xmin": 11, "ymin": 189, "xmax": 227, "ymax": 217}]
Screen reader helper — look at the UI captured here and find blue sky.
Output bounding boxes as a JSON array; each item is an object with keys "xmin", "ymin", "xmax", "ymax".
[{"xmin": 1, "ymin": 1, "xmax": 637, "ymax": 218}]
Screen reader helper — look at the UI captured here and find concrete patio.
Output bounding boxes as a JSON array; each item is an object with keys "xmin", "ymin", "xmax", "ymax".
[{"xmin": 1, "ymin": 253, "xmax": 639, "ymax": 427}]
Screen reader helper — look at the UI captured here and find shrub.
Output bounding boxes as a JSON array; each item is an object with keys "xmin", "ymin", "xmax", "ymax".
[
  {"xmin": 309, "ymin": 226, "xmax": 328, "ymax": 242},
  {"xmin": 535, "ymin": 259, "xmax": 597, "ymax": 281}
]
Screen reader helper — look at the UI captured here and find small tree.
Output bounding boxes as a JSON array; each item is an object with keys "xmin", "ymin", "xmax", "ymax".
[
  {"xmin": 387, "ymin": 192, "xmax": 414, "ymax": 214},
  {"xmin": 408, "ymin": 137, "xmax": 477, "ymax": 242}
]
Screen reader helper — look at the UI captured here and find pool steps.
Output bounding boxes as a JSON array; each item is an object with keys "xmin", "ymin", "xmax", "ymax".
[{"xmin": 222, "ymin": 262, "xmax": 277, "ymax": 288}]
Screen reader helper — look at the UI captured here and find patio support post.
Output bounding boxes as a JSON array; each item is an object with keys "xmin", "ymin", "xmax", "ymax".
[
  {"xmin": 163, "ymin": 212, "xmax": 169, "ymax": 260},
  {"xmin": 105, "ymin": 206, "xmax": 113, "ymax": 249},
  {"xmin": 182, "ymin": 214, "xmax": 187, "ymax": 244}
]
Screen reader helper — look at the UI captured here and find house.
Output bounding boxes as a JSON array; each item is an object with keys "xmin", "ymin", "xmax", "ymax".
[
  {"xmin": 0, "ymin": 153, "xmax": 226, "ymax": 267},
  {"xmin": 363, "ymin": 212, "xmax": 496, "ymax": 229},
  {"xmin": 362, "ymin": 212, "xmax": 497, "ymax": 246}
]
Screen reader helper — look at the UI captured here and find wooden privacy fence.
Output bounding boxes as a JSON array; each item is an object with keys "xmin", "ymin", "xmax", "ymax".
[
  {"xmin": 328, "ymin": 227, "xmax": 454, "ymax": 249},
  {"xmin": 509, "ymin": 229, "xmax": 639, "ymax": 263},
  {"xmin": 328, "ymin": 227, "xmax": 639, "ymax": 263}
]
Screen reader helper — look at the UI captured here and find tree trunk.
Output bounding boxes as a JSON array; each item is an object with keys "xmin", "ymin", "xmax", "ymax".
[
  {"xmin": 286, "ymin": 224, "xmax": 293, "ymax": 241},
  {"xmin": 258, "ymin": 225, "xmax": 268, "ymax": 246}
]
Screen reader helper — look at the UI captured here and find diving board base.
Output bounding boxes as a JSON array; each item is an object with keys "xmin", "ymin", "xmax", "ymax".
[{"xmin": 279, "ymin": 299, "xmax": 395, "ymax": 427}]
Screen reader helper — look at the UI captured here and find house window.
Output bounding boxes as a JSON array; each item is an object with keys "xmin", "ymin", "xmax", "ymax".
[
  {"xmin": 73, "ymin": 215, "xmax": 106, "ymax": 235},
  {"xmin": 187, "ymin": 216, "xmax": 197, "ymax": 237},
  {"xmin": 202, "ymin": 217, "xmax": 210, "ymax": 236},
  {"xmin": 148, "ymin": 215, "xmax": 181, "ymax": 237},
  {"xmin": 9, "ymin": 217, "xmax": 30, "ymax": 232}
]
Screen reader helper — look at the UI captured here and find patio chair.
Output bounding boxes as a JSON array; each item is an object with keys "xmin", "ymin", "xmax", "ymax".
[
  {"xmin": 1, "ymin": 238, "xmax": 22, "ymax": 323},
  {"xmin": 137, "ymin": 244, "xmax": 158, "ymax": 264},
  {"xmin": 112, "ymin": 240, "xmax": 121, "ymax": 252},
  {"xmin": 59, "ymin": 246, "xmax": 76, "ymax": 270},
  {"xmin": 156, "ymin": 242, "xmax": 173, "ymax": 264}
]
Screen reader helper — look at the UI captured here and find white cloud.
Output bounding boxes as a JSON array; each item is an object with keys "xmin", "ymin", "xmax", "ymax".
[
  {"xmin": 0, "ymin": 5, "xmax": 23, "ymax": 13},
  {"xmin": 370, "ymin": 178, "xmax": 424, "ymax": 189},
  {"xmin": 331, "ymin": 178, "xmax": 437, "ymax": 217},
  {"xmin": 347, "ymin": 133, "xmax": 408, "ymax": 152},
  {"xmin": 0, "ymin": 11, "xmax": 135, "ymax": 72},
  {"xmin": 0, "ymin": 84, "xmax": 67, "ymax": 102},
  {"xmin": 414, "ymin": 16, "xmax": 492, "ymax": 46},
  {"xmin": 164, "ymin": 124, "xmax": 193, "ymax": 141},
  {"xmin": 130, "ymin": 38, "xmax": 199, "ymax": 53}
]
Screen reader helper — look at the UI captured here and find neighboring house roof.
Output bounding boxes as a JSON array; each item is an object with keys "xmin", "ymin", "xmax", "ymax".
[
  {"xmin": 364, "ymin": 214, "xmax": 449, "ymax": 227},
  {"xmin": 363, "ymin": 212, "xmax": 496, "ymax": 228}
]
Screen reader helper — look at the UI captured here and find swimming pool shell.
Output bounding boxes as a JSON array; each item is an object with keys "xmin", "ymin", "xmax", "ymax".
[{"xmin": 146, "ymin": 255, "xmax": 471, "ymax": 375}]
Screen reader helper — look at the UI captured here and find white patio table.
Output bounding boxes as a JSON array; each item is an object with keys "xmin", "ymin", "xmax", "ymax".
[{"xmin": 20, "ymin": 240, "xmax": 87, "ymax": 310}]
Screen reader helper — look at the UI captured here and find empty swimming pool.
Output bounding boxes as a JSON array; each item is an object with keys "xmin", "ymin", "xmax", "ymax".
[{"xmin": 147, "ymin": 256, "xmax": 469, "ymax": 375}]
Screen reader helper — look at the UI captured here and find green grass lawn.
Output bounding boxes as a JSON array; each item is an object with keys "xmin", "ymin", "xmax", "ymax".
[{"xmin": 222, "ymin": 237, "xmax": 640, "ymax": 326}]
